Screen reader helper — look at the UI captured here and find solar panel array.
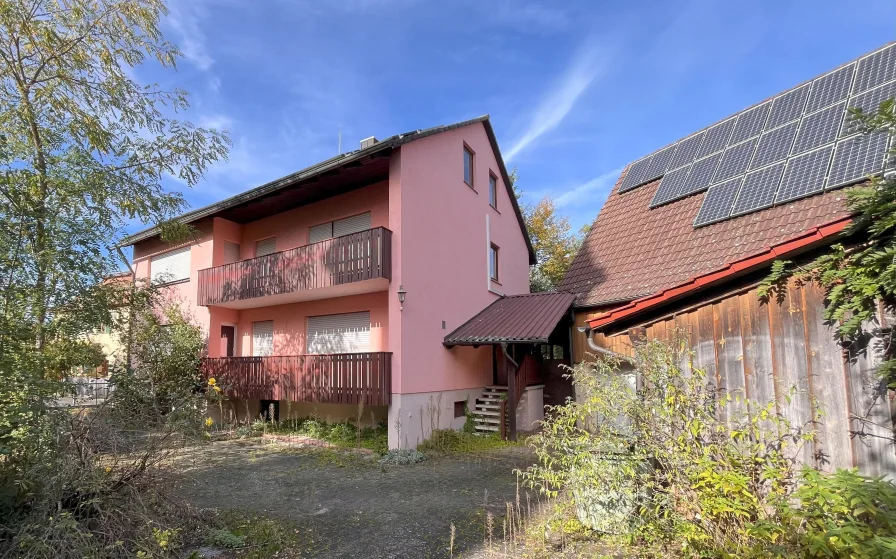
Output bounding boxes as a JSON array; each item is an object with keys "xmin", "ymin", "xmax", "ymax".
[{"xmin": 617, "ymin": 43, "xmax": 896, "ymax": 228}]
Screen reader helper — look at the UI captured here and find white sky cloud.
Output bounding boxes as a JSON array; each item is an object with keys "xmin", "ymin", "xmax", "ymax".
[
  {"xmin": 554, "ymin": 167, "xmax": 623, "ymax": 208},
  {"xmin": 505, "ymin": 39, "xmax": 610, "ymax": 162},
  {"xmin": 165, "ymin": 2, "xmax": 214, "ymax": 71}
]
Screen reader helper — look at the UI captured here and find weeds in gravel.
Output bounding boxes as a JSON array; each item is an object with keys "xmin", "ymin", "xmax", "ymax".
[
  {"xmin": 215, "ymin": 510, "xmax": 301, "ymax": 559},
  {"xmin": 418, "ymin": 429, "xmax": 522, "ymax": 454}
]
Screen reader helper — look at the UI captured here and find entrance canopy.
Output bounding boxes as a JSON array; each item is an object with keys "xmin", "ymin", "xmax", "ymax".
[{"xmin": 443, "ymin": 292, "xmax": 576, "ymax": 347}]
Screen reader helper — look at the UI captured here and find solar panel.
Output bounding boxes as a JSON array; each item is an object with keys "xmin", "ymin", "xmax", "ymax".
[
  {"xmin": 844, "ymin": 80, "xmax": 896, "ymax": 135},
  {"xmin": 642, "ymin": 145, "xmax": 677, "ymax": 183},
  {"xmin": 618, "ymin": 157, "xmax": 652, "ymax": 192},
  {"xmin": 750, "ymin": 121, "xmax": 799, "ymax": 169},
  {"xmin": 731, "ymin": 162, "xmax": 785, "ymax": 216},
  {"xmin": 730, "ymin": 102, "xmax": 770, "ymax": 144},
  {"xmin": 775, "ymin": 146, "xmax": 833, "ymax": 203},
  {"xmin": 697, "ymin": 118, "xmax": 735, "ymax": 158},
  {"xmin": 791, "ymin": 102, "xmax": 844, "ymax": 155},
  {"xmin": 669, "ymin": 132, "xmax": 705, "ymax": 169},
  {"xmin": 650, "ymin": 165, "xmax": 691, "ymax": 207},
  {"xmin": 694, "ymin": 177, "xmax": 743, "ymax": 227},
  {"xmin": 826, "ymin": 133, "xmax": 889, "ymax": 189},
  {"xmin": 713, "ymin": 138, "xmax": 757, "ymax": 183},
  {"xmin": 679, "ymin": 153, "xmax": 722, "ymax": 197},
  {"xmin": 854, "ymin": 44, "xmax": 896, "ymax": 93},
  {"xmin": 806, "ymin": 64, "xmax": 855, "ymax": 113},
  {"xmin": 766, "ymin": 83, "xmax": 810, "ymax": 129}
]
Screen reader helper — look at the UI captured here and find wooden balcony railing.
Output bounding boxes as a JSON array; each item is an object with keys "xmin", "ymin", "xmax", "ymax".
[
  {"xmin": 201, "ymin": 352, "xmax": 392, "ymax": 406},
  {"xmin": 198, "ymin": 227, "xmax": 392, "ymax": 306}
]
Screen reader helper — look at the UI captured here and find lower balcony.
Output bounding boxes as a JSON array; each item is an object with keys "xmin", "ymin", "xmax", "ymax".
[{"xmin": 201, "ymin": 352, "xmax": 392, "ymax": 406}]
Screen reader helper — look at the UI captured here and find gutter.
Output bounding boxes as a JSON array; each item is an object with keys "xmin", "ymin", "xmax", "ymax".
[{"xmin": 586, "ymin": 217, "xmax": 852, "ymax": 331}]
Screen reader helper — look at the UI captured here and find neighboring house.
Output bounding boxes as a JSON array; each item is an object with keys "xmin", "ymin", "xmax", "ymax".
[
  {"xmin": 560, "ymin": 43, "xmax": 896, "ymax": 479},
  {"xmin": 121, "ymin": 116, "xmax": 546, "ymax": 448},
  {"xmin": 81, "ymin": 271, "xmax": 133, "ymax": 374}
]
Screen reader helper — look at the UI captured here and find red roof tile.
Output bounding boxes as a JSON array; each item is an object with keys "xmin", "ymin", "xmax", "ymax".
[
  {"xmin": 560, "ymin": 170, "xmax": 851, "ymax": 307},
  {"xmin": 444, "ymin": 292, "xmax": 576, "ymax": 346}
]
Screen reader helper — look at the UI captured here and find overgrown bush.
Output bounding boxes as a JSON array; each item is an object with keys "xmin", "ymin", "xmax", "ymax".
[
  {"xmin": 0, "ymin": 300, "xmax": 208, "ymax": 557},
  {"xmin": 522, "ymin": 337, "xmax": 896, "ymax": 558},
  {"xmin": 110, "ymin": 305, "xmax": 205, "ymax": 430}
]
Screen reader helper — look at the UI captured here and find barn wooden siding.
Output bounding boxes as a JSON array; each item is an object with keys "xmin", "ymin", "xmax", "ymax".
[{"xmin": 576, "ymin": 278, "xmax": 896, "ymax": 479}]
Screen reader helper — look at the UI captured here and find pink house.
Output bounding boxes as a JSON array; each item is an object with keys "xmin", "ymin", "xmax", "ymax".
[{"xmin": 122, "ymin": 116, "xmax": 554, "ymax": 448}]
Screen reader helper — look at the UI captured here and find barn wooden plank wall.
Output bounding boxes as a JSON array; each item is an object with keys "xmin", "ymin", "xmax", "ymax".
[{"xmin": 577, "ymin": 278, "xmax": 896, "ymax": 479}]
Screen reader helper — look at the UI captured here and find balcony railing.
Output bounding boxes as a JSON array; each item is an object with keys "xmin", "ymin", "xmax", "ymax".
[
  {"xmin": 200, "ymin": 352, "xmax": 392, "ymax": 406},
  {"xmin": 198, "ymin": 227, "xmax": 392, "ymax": 306}
]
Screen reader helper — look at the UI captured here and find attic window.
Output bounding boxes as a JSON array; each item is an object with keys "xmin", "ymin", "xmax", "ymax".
[{"xmin": 464, "ymin": 145, "xmax": 474, "ymax": 187}]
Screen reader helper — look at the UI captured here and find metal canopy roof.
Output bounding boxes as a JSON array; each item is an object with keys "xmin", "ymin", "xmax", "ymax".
[{"xmin": 443, "ymin": 292, "xmax": 576, "ymax": 347}]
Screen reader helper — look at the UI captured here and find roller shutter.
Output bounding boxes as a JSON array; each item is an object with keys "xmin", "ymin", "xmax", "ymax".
[
  {"xmin": 150, "ymin": 246, "xmax": 191, "ymax": 284},
  {"xmin": 306, "ymin": 312, "xmax": 370, "ymax": 354},
  {"xmin": 252, "ymin": 320, "xmax": 274, "ymax": 357}
]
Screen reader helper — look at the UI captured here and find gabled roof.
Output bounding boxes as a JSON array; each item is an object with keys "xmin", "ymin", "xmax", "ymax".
[
  {"xmin": 556, "ymin": 43, "xmax": 896, "ymax": 308},
  {"xmin": 122, "ymin": 116, "xmax": 536, "ymax": 265},
  {"xmin": 586, "ymin": 217, "xmax": 851, "ymax": 330},
  {"xmin": 561, "ymin": 176, "xmax": 850, "ymax": 308},
  {"xmin": 444, "ymin": 291, "xmax": 576, "ymax": 347}
]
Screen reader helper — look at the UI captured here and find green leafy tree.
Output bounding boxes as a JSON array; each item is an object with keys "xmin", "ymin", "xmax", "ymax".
[
  {"xmin": 510, "ymin": 169, "xmax": 585, "ymax": 292},
  {"xmin": 0, "ymin": 0, "xmax": 227, "ymax": 510},
  {"xmin": 759, "ymin": 101, "xmax": 896, "ymax": 386}
]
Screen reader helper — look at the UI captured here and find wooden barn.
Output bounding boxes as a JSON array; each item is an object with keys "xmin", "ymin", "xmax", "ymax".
[{"xmin": 561, "ymin": 44, "xmax": 896, "ymax": 479}]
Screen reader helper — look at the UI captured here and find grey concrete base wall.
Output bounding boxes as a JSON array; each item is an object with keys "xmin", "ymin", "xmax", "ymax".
[
  {"xmin": 516, "ymin": 385, "xmax": 544, "ymax": 432},
  {"xmin": 387, "ymin": 387, "xmax": 484, "ymax": 449}
]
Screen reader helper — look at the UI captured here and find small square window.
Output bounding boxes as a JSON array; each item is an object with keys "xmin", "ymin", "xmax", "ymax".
[
  {"xmin": 463, "ymin": 146, "xmax": 474, "ymax": 186},
  {"xmin": 454, "ymin": 401, "xmax": 466, "ymax": 418},
  {"xmin": 489, "ymin": 243, "xmax": 499, "ymax": 282},
  {"xmin": 488, "ymin": 173, "xmax": 498, "ymax": 208}
]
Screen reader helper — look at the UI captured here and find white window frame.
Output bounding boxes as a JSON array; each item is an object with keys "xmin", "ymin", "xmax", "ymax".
[{"xmin": 489, "ymin": 243, "xmax": 499, "ymax": 282}]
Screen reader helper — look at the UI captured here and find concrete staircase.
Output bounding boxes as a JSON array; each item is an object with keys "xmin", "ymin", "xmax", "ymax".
[{"xmin": 471, "ymin": 386, "xmax": 507, "ymax": 435}]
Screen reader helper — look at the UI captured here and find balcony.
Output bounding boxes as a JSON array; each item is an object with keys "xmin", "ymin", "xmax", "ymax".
[
  {"xmin": 201, "ymin": 352, "xmax": 392, "ymax": 406},
  {"xmin": 198, "ymin": 227, "xmax": 392, "ymax": 308}
]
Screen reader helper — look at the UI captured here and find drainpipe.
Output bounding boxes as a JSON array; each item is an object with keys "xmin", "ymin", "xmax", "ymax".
[
  {"xmin": 116, "ymin": 246, "xmax": 136, "ymax": 370},
  {"xmin": 580, "ymin": 325, "xmax": 637, "ymax": 364}
]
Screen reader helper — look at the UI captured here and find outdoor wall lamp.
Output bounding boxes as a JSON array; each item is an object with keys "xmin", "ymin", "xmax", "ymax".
[{"xmin": 397, "ymin": 285, "xmax": 407, "ymax": 310}]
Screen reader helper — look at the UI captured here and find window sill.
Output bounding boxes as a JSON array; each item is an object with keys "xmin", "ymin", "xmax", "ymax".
[
  {"xmin": 154, "ymin": 278, "xmax": 190, "ymax": 287},
  {"xmin": 489, "ymin": 204, "xmax": 500, "ymax": 214},
  {"xmin": 490, "ymin": 279, "xmax": 501, "ymax": 286},
  {"xmin": 465, "ymin": 181, "xmax": 477, "ymax": 192}
]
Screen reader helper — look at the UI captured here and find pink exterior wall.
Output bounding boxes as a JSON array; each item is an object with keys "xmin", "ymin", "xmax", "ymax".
[
  {"xmin": 232, "ymin": 292, "xmax": 388, "ymax": 356},
  {"xmin": 132, "ymin": 218, "xmax": 214, "ymax": 334},
  {"xmin": 132, "ymin": 122, "xmax": 532, "ymax": 405},
  {"xmin": 236, "ymin": 181, "xmax": 388, "ymax": 259},
  {"xmin": 392, "ymin": 122, "xmax": 530, "ymax": 395}
]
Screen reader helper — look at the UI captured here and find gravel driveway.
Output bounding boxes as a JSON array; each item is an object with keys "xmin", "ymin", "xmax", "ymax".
[{"xmin": 171, "ymin": 440, "xmax": 536, "ymax": 558}]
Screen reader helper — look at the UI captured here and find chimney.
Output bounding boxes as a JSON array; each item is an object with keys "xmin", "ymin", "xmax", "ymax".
[{"xmin": 360, "ymin": 136, "xmax": 378, "ymax": 150}]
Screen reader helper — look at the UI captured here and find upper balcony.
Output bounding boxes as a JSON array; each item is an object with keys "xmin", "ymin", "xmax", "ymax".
[{"xmin": 198, "ymin": 227, "xmax": 392, "ymax": 308}]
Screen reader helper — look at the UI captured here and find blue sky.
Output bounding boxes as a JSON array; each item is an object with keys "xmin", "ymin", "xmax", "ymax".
[{"xmin": 143, "ymin": 0, "xmax": 896, "ymax": 232}]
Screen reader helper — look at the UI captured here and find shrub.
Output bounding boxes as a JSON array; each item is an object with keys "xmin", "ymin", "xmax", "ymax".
[
  {"xmin": 205, "ymin": 528, "xmax": 246, "ymax": 549},
  {"xmin": 418, "ymin": 428, "xmax": 513, "ymax": 453},
  {"xmin": 379, "ymin": 449, "xmax": 425, "ymax": 465},
  {"xmin": 521, "ymin": 336, "xmax": 896, "ymax": 558}
]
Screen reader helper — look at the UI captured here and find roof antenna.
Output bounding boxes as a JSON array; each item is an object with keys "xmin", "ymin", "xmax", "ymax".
[{"xmin": 338, "ymin": 126, "xmax": 342, "ymax": 155}]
